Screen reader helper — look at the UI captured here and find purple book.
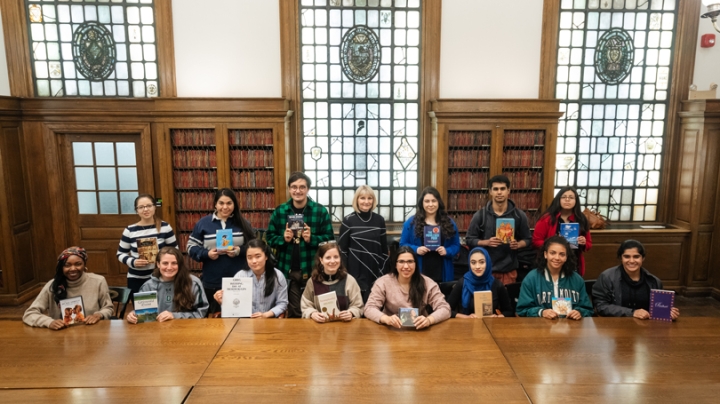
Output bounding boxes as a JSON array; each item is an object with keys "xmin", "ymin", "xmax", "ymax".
[{"xmin": 649, "ymin": 289, "xmax": 675, "ymax": 322}]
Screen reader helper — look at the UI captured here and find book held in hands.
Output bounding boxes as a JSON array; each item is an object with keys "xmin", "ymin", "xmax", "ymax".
[
  {"xmin": 552, "ymin": 297, "xmax": 572, "ymax": 317},
  {"xmin": 399, "ymin": 308, "xmax": 419, "ymax": 327},
  {"xmin": 424, "ymin": 225, "xmax": 441, "ymax": 251},
  {"xmin": 650, "ymin": 289, "xmax": 675, "ymax": 322},
  {"xmin": 560, "ymin": 223, "xmax": 580, "ymax": 249},
  {"xmin": 216, "ymin": 229, "xmax": 234, "ymax": 252},
  {"xmin": 134, "ymin": 291, "xmax": 158, "ymax": 323},
  {"xmin": 317, "ymin": 291, "xmax": 340, "ymax": 321},
  {"xmin": 59, "ymin": 296, "xmax": 85, "ymax": 326},
  {"xmin": 221, "ymin": 277, "xmax": 253, "ymax": 318},
  {"xmin": 496, "ymin": 218, "xmax": 515, "ymax": 244},
  {"xmin": 287, "ymin": 214, "xmax": 304, "ymax": 243},
  {"xmin": 473, "ymin": 290, "xmax": 494, "ymax": 317}
]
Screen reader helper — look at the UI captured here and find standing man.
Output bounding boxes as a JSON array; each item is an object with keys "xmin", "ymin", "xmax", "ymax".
[
  {"xmin": 266, "ymin": 172, "xmax": 334, "ymax": 317},
  {"xmin": 465, "ymin": 175, "xmax": 531, "ymax": 285}
]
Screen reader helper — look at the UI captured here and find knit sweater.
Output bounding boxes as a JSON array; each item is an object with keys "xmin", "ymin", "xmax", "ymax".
[
  {"xmin": 364, "ymin": 274, "xmax": 451, "ymax": 324},
  {"xmin": 300, "ymin": 274, "xmax": 364, "ymax": 319},
  {"xmin": 138, "ymin": 275, "xmax": 209, "ymax": 319},
  {"xmin": 117, "ymin": 221, "xmax": 178, "ymax": 279},
  {"xmin": 23, "ymin": 273, "xmax": 114, "ymax": 328},
  {"xmin": 337, "ymin": 211, "xmax": 389, "ymax": 291}
]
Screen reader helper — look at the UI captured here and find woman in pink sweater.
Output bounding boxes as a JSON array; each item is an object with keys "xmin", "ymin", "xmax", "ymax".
[{"xmin": 364, "ymin": 246, "xmax": 451, "ymax": 329}]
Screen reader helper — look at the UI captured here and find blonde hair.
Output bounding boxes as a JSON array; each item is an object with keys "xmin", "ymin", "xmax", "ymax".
[{"xmin": 352, "ymin": 185, "xmax": 378, "ymax": 213}]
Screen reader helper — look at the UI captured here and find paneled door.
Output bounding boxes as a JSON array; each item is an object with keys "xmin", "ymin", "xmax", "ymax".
[{"xmin": 59, "ymin": 129, "xmax": 152, "ymax": 286}]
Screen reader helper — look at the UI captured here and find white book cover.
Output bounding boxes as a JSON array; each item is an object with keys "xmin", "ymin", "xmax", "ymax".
[
  {"xmin": 222, "ymin": 277, "xmax": 253, "ymax": 318},
  {"xmin": 59, "ymin": 296, "xmax": 85, "ymax": 326},
  {"xmin": 317, "ymin": 291, "xmax": 339, "ymax": 321},
  {"xmin": 473, "ymin": 290, "xmax": 494, "ymax": 317},
  {"xmin": 134, "ymin": 291, "xmax": 158, "ymax": 323}
]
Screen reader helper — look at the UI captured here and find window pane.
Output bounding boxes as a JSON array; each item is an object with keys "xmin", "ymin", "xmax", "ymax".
[
  {"xmin": 97, "ymin": 167, "xmax": 117, "ymax": 190},
  {"xmin": 94, "ymin": 143, "xmax": 115, "ymax": 166},
  {"xmin": 120, "ymin": 191, "xmax": 138, "ymax": 214},
  {"xmin": 77, "ymin": 191, "xmax": 98, "ymax": 214},
  {"xmin": 99, "ymin": 191, "xmax": 119, "ymax": 214},
  {"xmin": 118, "ymin": 167, "xmax": 138, "ymax": 190},
  {"xmin": 73, "ymin": 142, "xmax": 94, "ymax": 165},
  {"xmin": 116, "ymin": 142, "xmax": 137, "ymax": 165}
]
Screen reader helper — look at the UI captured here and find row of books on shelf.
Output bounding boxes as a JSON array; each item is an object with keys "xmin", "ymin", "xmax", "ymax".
[
  {"xmin": 230, "ymin": 149, "xmax": 274, "ymax": 168},
  {"xmin": 173, "ymin": 170, "xmax": 218, "ymax": 189},
  {"xmin": 228, "ymin": 129, "xmax": 273, "ymax": 146},
  {"xmin": 233, "ymin": 191, "xmax": 275, "ymax": 210},
  {"xmin": 448, "ymin": 192, "xmax": 487, "ymax": 211},
  {"xmin": 502, "ymin": 171, "xmax": 543, "ymax": 190},
  {"xmin": 449, "ymin": 150, "xmax": 490, "ymax": 167},
  {"xmin": 511, "ymin": 191, "xmax": 542, "ymax": 210},
  {"xmin": 176, "ymin": 211, "xmax": 271, "ymax": 233},
  {"xmin": 231, "ymin": 170, "xmax": 274, "ymax": 188},
  {"xmin": 449, "ymin": 131, "xmax": 491, "ymax": 147},
  {"xmin": 175, "ymin": 192, "xmax": 215, "ymax": 211},
  {"xmin": 173, "ymin": 150, "xmax": 217, "ymax": 168},
  {"xmin": 502, "ymin": 150, "xmax": 544, "ymax": 168},
  {"xmin": 503, "ymin": 130, "xmax": 546, "ymax": 146},
  {"xmin": 171, "ymin": 129, "xmax": 215, "ymax": 146},
  {"xmin": 448, "ymin": 171, "xmax": 488, "ymax": 189}
]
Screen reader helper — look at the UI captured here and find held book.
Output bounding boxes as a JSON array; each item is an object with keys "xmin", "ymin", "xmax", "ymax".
[
  {"xmin": 650, "ymin": 289, "xmax": 675, "ymax": 322},
  {"xmin": 496, "ymin": 218, "xmax": 515, "ymax": 244},
  {"xmin": 473, "ymin": 290, "xmax": 493, "ymax": 317},
  {"xmin": 560, "ymin": 223, "xmax": 580, "ymax": 249},
  {"xmin": 137, "ymin": 237, "xmax": 159, "ymax": 263},
  {"xmin": 424, "ymin": 225, "xmax": 441, "ymax": 251},
  {"xmin": 221, "ymin": 277, "xmax": 253, "ymax": 318},
  {"xmin": 317, "ymin": 291, "xmax": 340, "ymax": 321},
  {"xmin": 552, "ymin": 297, "xmax": 572, "ymax": 318},
  {"xmin": 287, "ymin": 214, "xmax": 304, "ymax": 243},
  {"xmin": 216, "ymin": 229, "xmax": 234, "ymax": 252},
  {"xmin": 134, "ymin": 291, "xmax": 158, "ymax": 323},
  {"xmin": 59, "ymin": 296, "xmax": 85, "ymax": 326},
  {"xmin": 399, "ymin": 308, "xmax": 419, "ymax": 328}
]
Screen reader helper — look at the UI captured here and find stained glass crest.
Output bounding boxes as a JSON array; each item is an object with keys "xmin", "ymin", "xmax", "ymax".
[
  {"xmin": 594, "ymin": 28, "xmax": 634, "ymax": 85},
  {"xmin": 340, "ymin": 25, "xmax": 381, "ymax": 84},
  {"xmin": 72, "ymin": 22, "xmax": 117, "ymax": 81}
]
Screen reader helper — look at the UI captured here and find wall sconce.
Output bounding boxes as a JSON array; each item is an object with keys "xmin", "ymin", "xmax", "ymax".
[{"xmin": 702, "ymin": 1, "xmax": 720, "ymax": 33}]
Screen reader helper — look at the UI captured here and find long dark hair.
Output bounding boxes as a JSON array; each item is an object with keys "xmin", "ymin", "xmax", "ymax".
[
  {"xmin": 389, "ymin": 246, "xmax": 426, "ymax": 312},
  {"xmin": 52, "ymin": 258, "xmax": 85, "ymax": 304},
  {"xmin": 246, "ymin": 239, "xmax": 278, "ymax": 297},
  {"xmin": 134, "ymin": 193, "xmax": 162, "ymax": 232},
  {"xmin": 540, "ymin": 187, "xmax": 589, "ymax": 233},
  {"xmin": 214, "ymin": 188, "xmax": 256, "ymax": 242},
  {"xmin": 535, "ymin": 236, "xmax": 577, "ymax": 278},
  {"xmin": 311, "ymin": 243, "xmax": 348, "ymax": 282},
  {"xmin": 152, "ymin": 247, "xmax": 194, "ymax": 311},
  {"xmin": 413, "ymin": 187, "xmax": 456, "ymax": 240}
]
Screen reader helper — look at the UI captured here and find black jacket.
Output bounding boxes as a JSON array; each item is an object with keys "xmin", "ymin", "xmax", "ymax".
[{"xmin": 592, "ymin": 265, "xmax": 663, "ymax": 317}]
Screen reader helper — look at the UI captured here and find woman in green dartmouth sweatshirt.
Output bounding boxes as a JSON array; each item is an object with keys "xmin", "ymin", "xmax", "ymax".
[{"xmin": 516, "ymin": 236, "xmax": 593, "ymax": 319}]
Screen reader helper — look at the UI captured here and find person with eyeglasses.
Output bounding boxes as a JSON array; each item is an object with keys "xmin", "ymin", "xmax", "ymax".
[
  {"xmin": 266, "ymin": 172, "xmax": 334, "ymax": 318},
  {"xmin": 531, "ymin": 187, "xmax": 592, "ymax": 276},
  {"xmin": 364, "ymin": 246, "xmax": 451, "ymax": 329},
  {"xmin": 117, "ymin": 194, "xmax": 178, "ymax": 294},
  {"xmin": 337, "ymin": 185, "xmax": 389, "ymax": 303}
]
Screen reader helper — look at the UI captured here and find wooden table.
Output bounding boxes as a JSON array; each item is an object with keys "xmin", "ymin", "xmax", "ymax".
[
  {"xmin": 484, "ymin": 317, "xmax": 720, "ymax": 403},
  {"xmin": 189, "ymin": 319, "xmax": 530, "ymax": 403}
]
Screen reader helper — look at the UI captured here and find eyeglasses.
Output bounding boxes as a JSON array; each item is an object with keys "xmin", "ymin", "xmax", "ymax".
[
  {"xmin": 136, "ymin": 204, "xmax": 155, "ymax": 211},
  {"xmin": 397, "ymin": 260, "xmax": 416, "ymax": 266},
  {"xmin": 290, "ymin": 185, "xmax": 308, "ymax": 191},
  {"xmin": 319, "ymin": 240, "xmax": 337, "ymax": 246},
  {"xmin": 560, "ymin": 196, "xmax": 576, "ymax": 200}
]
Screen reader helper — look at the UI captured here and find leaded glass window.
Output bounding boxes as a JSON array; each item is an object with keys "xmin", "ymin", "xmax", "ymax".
[
  {"xmin": 554, "ymin": 0, "xmax": 676, "ymax": 222},
  {"xmin": 25, "ymin": 0, "xmax": 159, "ymax": 97},
  {"xmin": 299, "ymin": 0, "xmax": 421, "ymax": 223}
]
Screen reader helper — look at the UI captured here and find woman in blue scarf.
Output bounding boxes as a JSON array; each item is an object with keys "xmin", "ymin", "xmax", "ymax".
[{"xmin": 446, "ymin": 247, "xmax": 513, "ymax": 318}]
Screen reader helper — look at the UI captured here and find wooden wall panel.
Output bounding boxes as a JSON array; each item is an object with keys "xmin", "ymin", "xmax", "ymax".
[
  {"xmin": 2, "ymin": 128, "xmax": 30, "ymax": 225},
  {"xmin": 14, "ymin": 230, "xmax": 35, "ymax": 287},
  {"xmin": 676, "ymin": 128, "xmax": 697, "ymax": 223},
  {"xmin": 693, "ymin": 232, "xmax": 712, "ymax": 282}
]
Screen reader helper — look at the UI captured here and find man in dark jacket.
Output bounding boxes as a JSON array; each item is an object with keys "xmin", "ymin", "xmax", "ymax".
[{"xmin": 465, "ymin": 175, "xmax": 531, "ymax": 285}]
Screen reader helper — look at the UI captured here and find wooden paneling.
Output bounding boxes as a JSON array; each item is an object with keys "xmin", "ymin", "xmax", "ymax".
[
  {"xmin": 676, "ymin": 128, "xmax": 698, "ymax": 223},
  {"xmin": 538, "ymin": 0, "xmax": 560, "ymax": 99},
  {"xmin": 1, "ymin": 128, "xmax": 29, "ymax": 225},
  {"xmin": 14, "ymin": 231, "xmax": 35, "ymax": 287},
  {"xmin": 0, "ymin": 0, "xmax": 33, "ymax": 97},
  {"xmin": 155, "ymin": 0, "xmax": 177, "ymax": 97}
]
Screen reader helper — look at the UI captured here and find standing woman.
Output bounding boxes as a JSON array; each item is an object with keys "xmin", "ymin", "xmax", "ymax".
[
  {"xmin": 365, "ymin": 246, "xmax": 451, "ymax": 329},
  {"xmin": 126, "ymin": 247, "xmax": 209, "ymax": 323},
  {"xmin": 213, "ymin": 239, "xmax": 288, "ymax": 318},
  {"xmin": 187, "ymin": 188, "xmax": 256, "ymax": 315},
  {"xmin": 23, "ymin": 247, "xmax": 114, "ymax": 330},
  {"xmin": 117, "ymin": 194, "xmax": 178, "ymax": 294},
  {"xmin": 301, "ymin": 243, "xmax": 364, "ymax": 322},
  {"xmin": 337, "ymin": 185, "xmax": 389, "ymax": 302},
  {"xmin": 446, "ymin": 247, "xmax": 513, "ymax": 318},
  {"xmin": 532, "ymin": 187, "xmax": 592, "ymax": 276},
  {"xmin": 399, "ymin": 187, "xmax": 461, "ymax": 283},
  {"xmin": 516, "ymin": 236, "xmax": 593, "ymax": 319}
]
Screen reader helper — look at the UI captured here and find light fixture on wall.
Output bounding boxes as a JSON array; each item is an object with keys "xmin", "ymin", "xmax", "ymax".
[{"xmin": 702, "ymin": 1, "xmax": 720, "ymax": 33}]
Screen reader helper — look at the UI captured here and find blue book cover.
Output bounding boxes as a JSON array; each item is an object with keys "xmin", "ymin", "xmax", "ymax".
[
  {"xmin": 649, "ymin": 289, "xmax": 674, "ymax": 322},
  {"xmin": 216, "ymin": 229, "xmax": 234, "ymax": 252},
  {"xmin": 560, "ymin": 223, "xmax": 580, "ymax": 249},
  {"xmin": 424, "ymin": 225, "xmax": 441, "ymax": 251},
  {"xmin": 134, "ymin": 291, "xmax": 158, "ymax": 323},
  {"xmin": 496, "ymin": 218, "xmax": 515, "ymax": 244}
]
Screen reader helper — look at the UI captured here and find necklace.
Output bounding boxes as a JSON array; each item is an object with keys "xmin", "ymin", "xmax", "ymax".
[{"xmin": 357, "ymin": 211, "xmax": 373, "ymax": 223}]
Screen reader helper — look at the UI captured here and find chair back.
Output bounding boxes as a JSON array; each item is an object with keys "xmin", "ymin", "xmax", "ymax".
[
  {"xmin": 109, "ymin": 286, "xmax": 131, "ymax": 319},
  {"xmin": 505, "ymin": 282, "xmax": 522, "ymax": 317},
  {"xmin": 584, "ymin": 279, "xmax": 596, "ymax": 314},
  {"xmin": 439, "ymin": 281, "xmax": 457, "ymax": 300}
]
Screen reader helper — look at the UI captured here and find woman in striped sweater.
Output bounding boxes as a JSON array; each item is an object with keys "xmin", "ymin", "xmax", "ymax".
[{"xmin": 117, "ymin": 194, "xmax": 178, "ymax": 293}]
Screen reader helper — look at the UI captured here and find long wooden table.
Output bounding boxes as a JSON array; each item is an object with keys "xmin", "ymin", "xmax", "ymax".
[{"xmin": 1, "ymin": 317, "xmax": 720, "ymax": 403}]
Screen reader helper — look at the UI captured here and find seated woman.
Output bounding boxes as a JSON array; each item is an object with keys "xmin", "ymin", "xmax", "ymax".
[
  {"xmin": 23, "ymin": 247, "xmax": 114, "ymax": 330},
  {"xmin": 301, "ymin": 243, "xmax": 364, "ymax": 322},
  {"xmin": 126, "ymin": 247, "xmax": 209, "ymax": 323},
  {"xmin": 516, "ymin": 236, "xmax": 593, "ymax": 320},
  {"xmin": 364, "ymin": 246, "xmax": 451, "ymax": 329},
  {"xmin": 446, "ymin": 247, "xmax": 513, "ymax": 318},
  {"xmin": 214, "ymin": 239, "xmax": 288, "ymax": 318},
  {"xmin": 593, "ymin": 239, "xmax": 680, "ymax": 320}
]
